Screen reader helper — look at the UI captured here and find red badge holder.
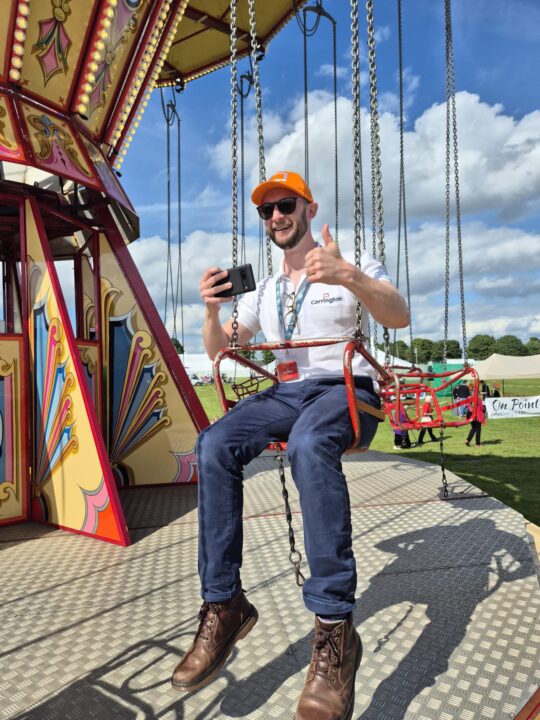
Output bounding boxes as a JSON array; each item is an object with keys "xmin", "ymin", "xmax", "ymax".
[{"xmin": 276, "ymin": 360, "xmax": 299, "ymax": 382}]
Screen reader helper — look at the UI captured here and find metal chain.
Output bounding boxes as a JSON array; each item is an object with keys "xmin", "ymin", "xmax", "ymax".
[
  {"xmin": 366, "ymin": 0, "xmax": 390, "ymax": 359},
  {"xmin": 445, "ymin": 0, "xmax": 468, "ymax": 363},
  {"xmin": 438, "ymin": 426, "xmax": 449, "ymax": 498},
  {"xmin": 397, "ymin": 0, "xmax": 414, "ymax": 357},
  {"xmin": 276, "ymin": 450, "xmax": 305, "ymax": 586},
  {"xmin": 247, "ymin": 0, "xmax": 272, "ymax": 276},
  {"xmin": 332, "ymin": 19, "xmax": 339, "ymax": 242},
  {"xmin": 350, "ymin": 0, "xmax": 364, "ymax": 337},
  {"xmin": 303, "ymin": 9, "xmax": 310, "ymax": 184},
  {"xmin": 173, "ymin": 113, "xmax": 184, "ymax": 350},
  {"xmin": 443, "ymin": 0, "xmax": 452, "ymax": 368},
  {"xmin": 229, "ymin": 0, "xmax": 239, "ymax": 347},
  {"xmin": 239, "ymin": 73, "xmax": 253, "ymax": 267},
  {"xmin": 160, "ymin": 88, "xmax": 176, "ymax": 330}
]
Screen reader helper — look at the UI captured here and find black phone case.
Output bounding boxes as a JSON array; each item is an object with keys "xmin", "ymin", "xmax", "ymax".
[{"xmin": 214, "ymin": 263, "xmax": 256, "ymax": 298}]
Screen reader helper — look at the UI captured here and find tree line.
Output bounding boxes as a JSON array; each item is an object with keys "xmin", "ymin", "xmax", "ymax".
[{"xmin": 385, "ymin": 334, "xmax": 540, "ymax": 363}]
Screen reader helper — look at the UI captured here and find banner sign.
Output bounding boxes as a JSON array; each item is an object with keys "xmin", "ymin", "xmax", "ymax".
[{"xmin": 484, "ymin": 396, "xmax": 540, "ymax": 419}]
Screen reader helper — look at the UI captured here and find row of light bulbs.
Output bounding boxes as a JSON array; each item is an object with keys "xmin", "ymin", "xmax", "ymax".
[
  {"xmin": 9, "ymin": 0, "xmax": 30, "ymax": 82},
  {"xmin": 76, "ymin": 0, "xmax": 119, "ymax": 118},
  {"xmin": 113, "ymin": 1, "xmax": 187, "ymax": 170}
]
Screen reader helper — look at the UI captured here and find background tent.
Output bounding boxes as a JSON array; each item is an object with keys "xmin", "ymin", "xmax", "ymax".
[{"xmin": 473, "ymin": 354, "xmax": 540, "ymax": 380}]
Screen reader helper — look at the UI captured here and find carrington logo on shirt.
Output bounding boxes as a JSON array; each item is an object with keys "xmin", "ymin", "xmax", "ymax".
[{"xmin": 311, "ymin": 292, "xmax": 344, "ymax": 305}]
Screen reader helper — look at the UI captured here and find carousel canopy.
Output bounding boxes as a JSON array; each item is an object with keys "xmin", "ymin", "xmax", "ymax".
[
  {"xmin": 0, "ymin": 1, "xmax": 307, "ymax": 179},
  {"xmin": 157, "ymin": 0, "xmax": 309, "ymax": 87}
]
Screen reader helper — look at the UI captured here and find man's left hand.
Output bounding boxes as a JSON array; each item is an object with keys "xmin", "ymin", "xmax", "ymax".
[{"xmin": 305, "ymin": 224, "xmax": 348, "ymax": 285}]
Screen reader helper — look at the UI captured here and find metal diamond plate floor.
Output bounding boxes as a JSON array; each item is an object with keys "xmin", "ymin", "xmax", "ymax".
[{"xmin": 1, "ymin": 451, "xmax": 538, "ymax": 720}]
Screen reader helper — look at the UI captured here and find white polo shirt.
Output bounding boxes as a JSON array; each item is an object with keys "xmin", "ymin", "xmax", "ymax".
[{"xmin": 236, "ymin": 250, "xmax": 390, "ymax": 381}]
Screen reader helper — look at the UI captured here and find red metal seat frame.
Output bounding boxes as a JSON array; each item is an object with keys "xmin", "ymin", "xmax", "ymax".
[
  {"xmin": 382, "ymin": 365, "xmax": 480, "ymax": 430},
  {"xmin": 213, "ymin": 337, "xmax": 389, "ymax": 453}
]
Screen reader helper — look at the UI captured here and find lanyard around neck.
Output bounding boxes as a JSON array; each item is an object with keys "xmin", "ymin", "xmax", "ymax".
[{"xmin": 276, "ymin": 276, "xmax": 310, "ymax": 340}]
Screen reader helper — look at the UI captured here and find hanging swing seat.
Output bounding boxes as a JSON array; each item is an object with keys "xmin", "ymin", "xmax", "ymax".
[
  {"xmin": 382, "ymin": 365, "xmax": 480, "ymax": 431},
  {"xmin": 213, "ymin": 336, "xmax": 388, "ymax": 453}
]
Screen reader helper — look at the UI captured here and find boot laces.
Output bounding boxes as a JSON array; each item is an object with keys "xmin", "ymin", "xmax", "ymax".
[
  {"xmin": 196, "ymin": 602, "xmax": 221, "ymax": 641},
  {"xmin": 312, "ymin": 626, "xmax": 341, "ymax": 674}
]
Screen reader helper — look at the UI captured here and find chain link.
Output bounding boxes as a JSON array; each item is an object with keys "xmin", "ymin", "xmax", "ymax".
[
  {"xmin": 366, "ymin": 0, "xmax": 389, "ymax": 360},
  {"xmin": 443, "ymin": 0, "xmax": 452, "ymax": 368},
  {"xmin": 350, "ymin": 0, "xmax": 363, "ymax": 337},
  {"xmin": 247, "ymin": 0, "xmax": 272, "ymax": 276},
  {"xmin": 438, "ymin": 426, "xmax": 449, "ymax": 498},
  {"xmin": 445, "ymin": 0, "xmax": 468, "ymax": 363},
  {"xmin": 229, "ymin": 0, "xmax": 239, "ymax": 346},
  {"xmin": 397, "ymin": 0, "xmax": 414, "ymax": 359},
  {"xmin": 276, "ymin": 450, "xmax": 305, "ymax": 586}
]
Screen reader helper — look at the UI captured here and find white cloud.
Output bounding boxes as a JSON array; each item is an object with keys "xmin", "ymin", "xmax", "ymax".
[
  {"xmin": 374, "ymin": 25, "xmax": 391, "ymax": 44},
  {"xmin": 135, "ymin": 89, "xmax": 540, "ymax": 346},
  {"xmin": 127, "ymin": 229, "xmax": 281, "ymax": 353},
  {"xmin": 316, "ymin": 64, "xmax": 348, "ymax": 80}
]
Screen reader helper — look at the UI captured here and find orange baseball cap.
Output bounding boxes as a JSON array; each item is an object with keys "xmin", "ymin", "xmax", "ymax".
[{"xmin": 251, "ymin": 170, "xmax": 313, "ymax": 206}]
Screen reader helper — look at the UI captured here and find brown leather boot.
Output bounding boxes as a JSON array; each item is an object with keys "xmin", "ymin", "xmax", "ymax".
[
  {"xmin": 171, "ymin": 591, "xmax": 258, "ymax": 692},
  {"xmin": 295, "ymin": 616, "xmax": 362, "ymax": 720}
]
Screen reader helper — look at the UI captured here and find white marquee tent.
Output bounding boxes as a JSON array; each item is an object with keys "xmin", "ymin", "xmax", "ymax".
[{"xmin": 472, "ymin": 353, "xmax": 540, "ymax": 380}]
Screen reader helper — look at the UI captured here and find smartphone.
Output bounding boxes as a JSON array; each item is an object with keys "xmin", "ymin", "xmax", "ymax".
[{"xmin": 214, "ymin": 263, "xmax": 256, "ymax": 298}]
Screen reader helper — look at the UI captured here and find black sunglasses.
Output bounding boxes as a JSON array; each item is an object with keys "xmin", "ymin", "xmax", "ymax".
[{"xmin": 256, "ymin": 196, "xmax": 308, "ymax": 220}]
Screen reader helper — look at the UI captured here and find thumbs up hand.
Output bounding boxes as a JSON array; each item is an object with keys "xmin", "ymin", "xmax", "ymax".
[{"xmin": 305, "ymin": 224, "xmax": 347, "ymax": 285}]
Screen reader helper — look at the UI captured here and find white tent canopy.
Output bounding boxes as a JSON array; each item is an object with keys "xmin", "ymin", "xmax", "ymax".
[{"xmin": 472, "ymin": 353, "xmax": 540, "ymax": 380}]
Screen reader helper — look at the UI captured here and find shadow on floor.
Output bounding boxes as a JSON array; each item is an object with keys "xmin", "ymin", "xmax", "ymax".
[{"xmin": 13, "ymin": 516, "xmax": 534, "ymax": 720}]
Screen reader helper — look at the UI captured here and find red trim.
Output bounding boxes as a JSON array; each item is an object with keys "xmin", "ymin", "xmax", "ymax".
[
  {"xmin": 97, "ymin": 210, "xmax": 209, "ymax": 433},
  {"xmin": 74, "ymin": 252, "xmax": 83, "ymax": 338},
  {"xmin": 110, "ymin": 0, "xmax": 183, "ymax": 156},
  {"xmin": 28, "ymin": 196, "xmax": 130, "ymax": 546},
  {"xmin": 18, "ymin": 200, "xmax": 31, "ymax": 522},
  {"xmin": 39, "ymin": 203, "xmax": 99, "ymax": 234},
  {"xmin": 92, "ymin": 232, "xmax": 105, "ymax": 431},
  {"xmin": 3, "ymin": 260, "xmax": 13, "ymax": 333},
  {"xmin": 103, "ymin": 0, "xmax": 169, "ymax": 146},
  {"xmin": 513, "ymin": 689, "xmax": 540, "ymax": 720},
  {"xmin": 28, "ymin": 518, "xmax": 127, "ymax": 546}
]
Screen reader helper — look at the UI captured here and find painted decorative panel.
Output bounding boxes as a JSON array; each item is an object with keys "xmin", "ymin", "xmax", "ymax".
[
  {"xmin": 76, "ymin": 340, "xmax": 101, "ymax": 422},
  {"xmin": 26, "ymin": 199, "xmax": 129, "ymax": 545},
  {"xmin": 0, "ymin": 94, "xmax": 25, "ymax": 162},
  {"xmin": 20, "ymin": 101, "xmax": 100, "ymax": 188},
  {"xmin": 99, "ymin": 233, "xmax": 198, "ymax": 487},
  {"xmin": 80, "ymin": 135, "xmax": 135, "ymax": 212},
  {"xmin": 20, "ymin": 0, "xmax": 96, "ymax": 109},
  {"xmin": 0, "ymin": 337, "xmax": 27, "ymax": 525},
  {"xmin": 80, "ymin": 254, "xmax": 96, "ymax": 340},
  {"xmin": 81, "ymin": 0, "xmax": 152, "ymax": 135}
]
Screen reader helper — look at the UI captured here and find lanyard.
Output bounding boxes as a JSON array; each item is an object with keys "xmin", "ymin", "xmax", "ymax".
[{"xmin": 276, "ymin": 276, "xmax": 310, "ymax": 340}]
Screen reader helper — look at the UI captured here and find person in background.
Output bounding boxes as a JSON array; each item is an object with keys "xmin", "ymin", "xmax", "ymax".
[
  {"xmin": 393, "ymin": 404, "xmax": 412, "ymax": 449},
  {"xmin": 492, "ymin": 383, "xmax": 501, "ymax": 398},
  {"xmin": 417, "ymin": 398, "xmax": 437, "ymax": 444},
  {"xmin": 465, "ymin": 393, "xmax": 486, "ymax": 446},
  {"xmin": 455, "ymin": 379, "xmax": 471, "ymax": 417},
  {"xmin": 480, "ymin": 379, "xmax": 491, "ymax": 401}
]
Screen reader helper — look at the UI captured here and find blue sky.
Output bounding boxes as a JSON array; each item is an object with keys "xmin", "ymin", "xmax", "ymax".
[{"xmin": 120, "ymin": 0, "xmax": 540, "ymax": 353}]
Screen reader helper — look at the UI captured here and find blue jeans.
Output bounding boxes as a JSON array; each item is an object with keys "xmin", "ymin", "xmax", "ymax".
[{"xmin": 196, "ymin": 376, "xmax": 381, "ymax": 617}]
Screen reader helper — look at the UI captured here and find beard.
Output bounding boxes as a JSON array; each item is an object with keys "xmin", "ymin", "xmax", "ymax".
[{"xmin": 267, "ymin": 209, "xmax": 309, "ymax": 250}]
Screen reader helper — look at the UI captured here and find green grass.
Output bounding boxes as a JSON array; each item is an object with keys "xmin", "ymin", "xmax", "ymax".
[{"xmin": 194, "ymin": 377, "xmax": 540, "ymax": 526}]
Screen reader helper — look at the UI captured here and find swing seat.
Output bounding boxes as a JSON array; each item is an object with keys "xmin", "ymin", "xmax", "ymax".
[
  {"xmin": 213, "ymin": 337, "xmax": 388, "ymax": 453},
  {"xmin": 381, "ymin": 365, "xmax": 480, "ymax": 431}
]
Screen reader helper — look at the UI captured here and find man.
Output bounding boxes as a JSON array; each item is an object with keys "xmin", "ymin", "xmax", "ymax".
[{"xmin": 171, "ymin": 171, "xmax": 409, "ymax": 719}]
